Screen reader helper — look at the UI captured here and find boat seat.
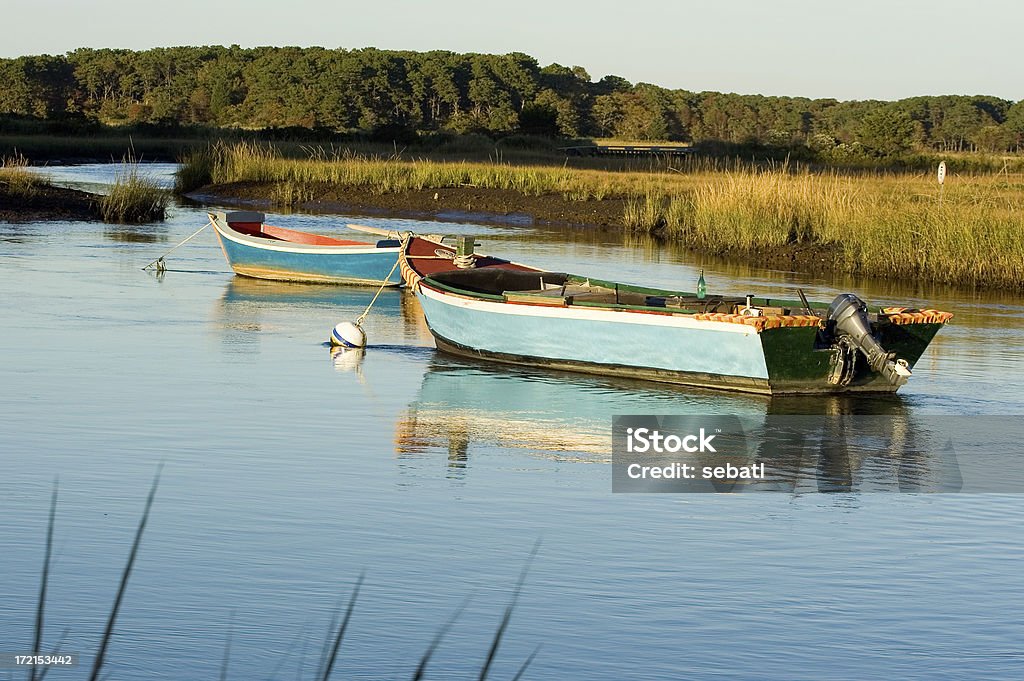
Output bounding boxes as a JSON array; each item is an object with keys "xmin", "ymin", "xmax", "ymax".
[
  {"xmin": 503, "ymin": 284, "xmax": 597, "ymax": 305},
  {"xmin": 568, "ymin": 291, "xmax": 623, "ymax": 305},
  {"xmin": 430, "ymin": 269, "xmax": 569, "ymax": 296}
]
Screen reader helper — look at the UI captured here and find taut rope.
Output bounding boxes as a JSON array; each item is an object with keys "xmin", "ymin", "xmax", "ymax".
[
  {"xmin": 353, "ymin": 232, "xmax": 411, "ymax": 327},
  {"xmin": 142, "ymin": 220, "xmax": 212, "ymax": 271}
]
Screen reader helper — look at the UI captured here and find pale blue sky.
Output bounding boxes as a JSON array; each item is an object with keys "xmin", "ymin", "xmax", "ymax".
[{"xmin": 4, "ymin": 0, "xmax": 1021, "ymax": 102}]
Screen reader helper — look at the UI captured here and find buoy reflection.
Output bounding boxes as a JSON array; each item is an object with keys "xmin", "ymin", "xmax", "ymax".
[{"xmin": 330, "ymin": 345, "xmax": 366, "ymax": 377}]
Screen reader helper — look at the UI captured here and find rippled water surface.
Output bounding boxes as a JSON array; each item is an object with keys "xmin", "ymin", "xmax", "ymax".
[{"xmin": 2, "ymin": 164, "xmax": 1023, "ymax": 680}]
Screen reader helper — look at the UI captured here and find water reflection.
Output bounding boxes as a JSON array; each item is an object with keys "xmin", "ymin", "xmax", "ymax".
[
  {"xmin": 103, "ymin": 226, "xmax": 169, "ymax": 243},
  {"xmin": 747, "ymin": 414, "xmax": 966, "ymax": 494},
  {"xmin": 209, "ymin": 278, "xmax": 408, "ymax": 352},
  {"xmin": 396, "ymin": 358, "xmax": 977, "ymax": 492},
  {"xmin": 330, "ymin": 346, "xmax": 366, "ymax": 375},
  {"xmin": 610, "ymin": 411, "xmax": 962, "ymax": 495},
  {"xmin": 395, "ymin": 358, "xmax": 768, "ymax": 465}
]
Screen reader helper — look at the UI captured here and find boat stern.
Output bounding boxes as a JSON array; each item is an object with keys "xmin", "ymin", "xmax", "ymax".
[{"xmin": 759, "ymin": 299, "xmax": 952, "ymax": 394}]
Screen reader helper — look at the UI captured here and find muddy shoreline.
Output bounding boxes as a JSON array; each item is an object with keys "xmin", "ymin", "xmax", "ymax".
[
  {"xmin": 190, "ymin": 182, "xmax": 843, "ymax": 277},
  {"xmin": 0, "ymin": 183, "xmax": 101, "ymax": 222}
]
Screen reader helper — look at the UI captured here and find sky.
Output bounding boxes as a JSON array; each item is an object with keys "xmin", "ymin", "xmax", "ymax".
[{"xmin": 3, "ymin": 0, "xmax": 1022, "ymax": 102}]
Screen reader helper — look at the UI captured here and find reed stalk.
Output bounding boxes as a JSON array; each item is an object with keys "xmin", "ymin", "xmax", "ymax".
[
  {"xmin": 27, "ymin": 480, "xmax": 543, "ymax": 680},
  {"xmin": 100, "ymin": 161, "xmax": 169, "ymax": 223},
  {"xmin": 88, "ymin": 469, "xmax": 161, "ymax": 681}
]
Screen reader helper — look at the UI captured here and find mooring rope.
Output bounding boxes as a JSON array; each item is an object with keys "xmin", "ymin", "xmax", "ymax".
[
  {"xmin": 353, "ymin": 232, "xmax": 411, "ymax": 327},
  {"xmin": 142, "ymin": 220, "xmax": 212, "ymax": 271},
  {"xmin": 453, "ymin": 253, "xmax": 476, "ymax": 269}
]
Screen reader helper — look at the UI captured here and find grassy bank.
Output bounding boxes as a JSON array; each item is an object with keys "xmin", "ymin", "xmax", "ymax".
[
  {"xmin": 0, "ymin": 153, "xmax": 46, "ymax": 196},
  {"xmin": 181, "ymin": 142, "xmax": 1024, "ymax": 289},
  {"xmin": 639, "ymin": 169, "xmax": 1024, "ymax": 288},
  {"xmin": 1, "ymin": 154, "xmax": 101, "ymax": 221},
  {"xmin": 2, "ymin": 152, "xmax": 167, "ymax": 223}
]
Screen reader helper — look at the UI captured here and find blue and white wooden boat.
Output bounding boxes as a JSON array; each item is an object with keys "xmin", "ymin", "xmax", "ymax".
[
  {"xmin": 209, "ymin": 211, "xmax": 403, "ymax": 285},
  {"xmin": 399, "ymin": 235, "xmax": 953, "ymax": 395}
]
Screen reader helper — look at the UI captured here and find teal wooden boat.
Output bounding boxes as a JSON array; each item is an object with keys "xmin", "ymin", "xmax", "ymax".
[
  {"xmin": 210, "ymin": 211, "xmax": 403, "ymax": 285},
  {"xmin": 399, "ymin": 235, "xmax": 952, "ymax": 395}
]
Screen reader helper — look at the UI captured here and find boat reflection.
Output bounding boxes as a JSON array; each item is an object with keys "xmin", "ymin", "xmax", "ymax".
[
  {"xmin": 396, "ymin": 358, "xmax": 961, "ymax": 492},
  {"xmin": 394, "ymin": 358, "xmax": 769, "ymax": 469},
  {"xmin": 612, "ymin": 410, "xmax": 962, "ymax": 494},
  {"xmin": 209, "ymin": 277, "xmax": 428, "ymax": 352}
]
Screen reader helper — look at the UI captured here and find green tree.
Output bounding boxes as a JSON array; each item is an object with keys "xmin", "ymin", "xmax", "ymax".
[
  {"xmin": 858, "ymin": 109, "xmax": 916, "ymax": 156},
  {"xmin": 518, "ymin": 102, "xmax": 559, "ymax": 136}
]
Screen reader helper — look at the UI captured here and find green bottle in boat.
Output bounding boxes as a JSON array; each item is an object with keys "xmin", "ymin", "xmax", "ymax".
[{"xmin": 696, "ymin": 269, "xmax": 707, "ymax": 299}]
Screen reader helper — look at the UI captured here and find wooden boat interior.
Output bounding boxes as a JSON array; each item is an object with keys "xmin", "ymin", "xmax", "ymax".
[
  {"xmin": 226, "ymin": 218, "xmax": 374, "ymax": 247},
  {"xmin": 404, "ymin": 237, "xmax": 536, "ymax": 277},
  {"xmin": 426, "ymin": 268, "xmax": 806, "ymax": 316},
  {"xmin": 428, "ymin": 268, "xmax": 569, "ymax": 295}
]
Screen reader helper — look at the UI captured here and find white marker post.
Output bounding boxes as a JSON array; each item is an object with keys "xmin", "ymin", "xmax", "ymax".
[{"xmin": 937, "ymin": 160, "xmax": 946, "ymax": 204}]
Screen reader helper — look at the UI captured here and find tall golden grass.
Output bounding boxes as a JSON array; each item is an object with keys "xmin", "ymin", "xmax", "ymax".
[
  {"xmin": 101, "ymin": 162, "xmax": 170, "ymax": 223},
  {"xmin": 655, "ymin": 169, "xmax": 1024, "ymax": 287},
  {"xmin": 180, "ymin": 142, "xmax": 1024, "ymax": 288},
  {"xmin": 0, "ymin": 152, "xmax": 46, "ymax": 197}
]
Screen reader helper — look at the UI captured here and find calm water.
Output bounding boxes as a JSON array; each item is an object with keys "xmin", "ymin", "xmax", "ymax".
[{"xmin": 2, "ymin": 164, "xmax": 1023, "ymax": 680}]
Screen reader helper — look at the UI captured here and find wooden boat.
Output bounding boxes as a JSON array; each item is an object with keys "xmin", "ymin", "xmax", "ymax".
[
  {"xmin": 399, "ymin": 235, "xmax": 953, "ymax": 395},
  {"xmin": 209, "ymin": 211, "xmax": 403, "ymax": 285}
]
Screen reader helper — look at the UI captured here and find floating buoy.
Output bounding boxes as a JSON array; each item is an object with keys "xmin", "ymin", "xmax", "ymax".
[{"xmin": 330, "ymin": 321, "xmax": 366, "ymax": 348}]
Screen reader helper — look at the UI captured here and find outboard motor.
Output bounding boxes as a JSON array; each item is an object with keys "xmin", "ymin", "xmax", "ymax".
[{"xmin": 827, "ymin": 294, "xmax": 911, "ymax": 387}]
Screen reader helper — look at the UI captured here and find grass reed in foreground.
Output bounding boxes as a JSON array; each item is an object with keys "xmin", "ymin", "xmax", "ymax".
[
  {"xmin": 100, "ymin": 162, "xmax": 170, "ymax": 223},
  {"xmin": 28, "ymin": 477, "xmax": 542, "ymax": 679}
]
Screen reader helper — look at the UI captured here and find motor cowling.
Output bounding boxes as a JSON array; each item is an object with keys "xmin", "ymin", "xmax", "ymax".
[{"xmin": 827, "ymin": 294, "xmax": 911, "ymax": 387}]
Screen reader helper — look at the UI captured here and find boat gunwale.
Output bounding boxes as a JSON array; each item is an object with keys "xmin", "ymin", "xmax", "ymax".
[
  {"xmin": 403, "ymin": 235, "xmax": 953, "ymax": 331},
  {"xmin": 418, "ymin": 272, "xmax": 955, "ymax": 327},
  {"xmin": 417, "ymin": 276, "xmax": 824, "ymax": 326},
  {"xmin": 209, "ymin": 213, "xmax": 400, "ymax": 256},
  {"xmin": 416, "ymin": 279, "xmax": 764, "ymax": 335}
]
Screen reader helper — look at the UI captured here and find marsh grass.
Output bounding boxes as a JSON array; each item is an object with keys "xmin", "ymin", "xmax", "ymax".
[
  {"xmin": 180, "ymin": 143, "xmax": 1024, "ymax": 288},
  {"xmin": 656, "ymin": 168, "xmax": 1024, "ymax": 287},
  {"xmin": 185, "ymin": 141, "xmax": 652, "ymax": 200},
  {"xmin": 0, "ymin": 152, "xmax": 46, "ymax": 197},
  {"xmin": 100, "ymin": 160, "xmax": 170, "ymax": 223},
  {"xmin": 174, "ymin": 148, "xmax": 215, "ymax": 193}
]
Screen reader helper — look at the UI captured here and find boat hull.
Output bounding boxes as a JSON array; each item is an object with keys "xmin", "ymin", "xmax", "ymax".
[
  {"xmin": 212, "ymin": 216, "xmax": 401, "ymax": 286},
  {"xmin": 415, "ymin": 283, "xmax": 942, "ymax": 395}
]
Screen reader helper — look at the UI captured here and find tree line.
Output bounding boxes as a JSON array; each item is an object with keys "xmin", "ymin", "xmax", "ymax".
[{"xmin": 1, "ymin": 45, "xmax": 1022, "ymax": 157}]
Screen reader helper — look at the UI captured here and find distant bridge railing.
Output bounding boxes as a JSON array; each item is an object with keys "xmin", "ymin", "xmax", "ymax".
[{"xmin": 560, "ymin": 144, "xmax": 695, "ymax": 157}]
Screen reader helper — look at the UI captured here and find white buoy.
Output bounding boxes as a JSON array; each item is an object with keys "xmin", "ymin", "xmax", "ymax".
[{"xmin": 330, "ymin": 321, "xmax": 366, "ymax": 348}]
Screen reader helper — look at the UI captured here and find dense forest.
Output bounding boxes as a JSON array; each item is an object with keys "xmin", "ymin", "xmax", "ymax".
[{"xmin": 2, "ymin": 46, "xmax": 1022, "ymax": 158}]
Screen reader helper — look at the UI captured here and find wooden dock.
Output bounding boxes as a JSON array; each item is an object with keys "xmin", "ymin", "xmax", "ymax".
[{"xmin": 560, "ymin": 144, "xmax": 695, "ymax": 157}]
